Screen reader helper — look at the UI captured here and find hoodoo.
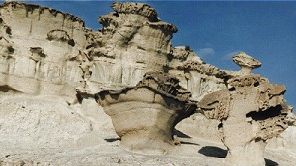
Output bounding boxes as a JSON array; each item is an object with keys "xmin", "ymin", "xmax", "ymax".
[
  {"xmin": 198, "ymin": 52, "xmax": 293, "ymax": 166},
  {"xmin": 96, "ymin": 72, "xmax": 196, "ymax": 154},
  {"xmin": 0, "ymin": 1, "xmax": 294, "ymax": 165}
]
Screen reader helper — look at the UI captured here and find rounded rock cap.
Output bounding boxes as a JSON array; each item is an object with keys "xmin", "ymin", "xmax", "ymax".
[{"xmin": 233, "ymin": 52, "xmax": 262, "ymax": 69}]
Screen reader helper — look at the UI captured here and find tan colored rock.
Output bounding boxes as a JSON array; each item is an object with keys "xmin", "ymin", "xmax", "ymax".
[
  {"xmin": 0, "ymin": 1, "xmax": 178, "ymax": 101},
  {"xmin": 111, "ymin": 2, "xmax": 158, "ymax": 21},
  {"xmin": 0, "ymin": 1, "xmax": 295, "ymax": 165},
  {"xmin": 267, "ymin": 124, "xmax": 296, "ymax": 152},
  {"xmin": 168, "ymin": 46, "xmax": 228, "ymax": 102},
  {"xmin": 0, "ymin": 93, "xmax": 98, "ymax": 149},
  {"xmin": 86, "ymin": 2, "xmax": 177, "ymax": 91},
  {"xmin": 0, "ymin": 2, "xmax": 86, "ymax": 98},
  {"xmin": 0, "ymin": 1, "xmax": 227, "ymax": 104},
  {"xmin": 198, "ymin": 89, "xmax": 230, "ymax": 121},
  {"xmin": 198, "ymin": 54, "xmax": 294, "ymax": 166},
  {"xmin": 232, "ymin": 52, "xmax": 261, "ymax": 75},
  {"xmin": 175, "ymin": 113, "xmax": 222, "ymax": 143},
  {"xmin": 95, "ymin": 72, "xmax": 196, "ymax": 155},
  {"xmin": 47, "ymin": 29, "xmax": 75, "ymax": 46}
]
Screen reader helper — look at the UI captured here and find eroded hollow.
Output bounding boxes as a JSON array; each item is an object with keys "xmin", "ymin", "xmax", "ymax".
[
  {"xmin": 0, "ymin": 85, "xmax": 20, "ymax": 92},
  {"xmin": 246, "ymin": 105, "xmax": 282, "ymax": 121}
]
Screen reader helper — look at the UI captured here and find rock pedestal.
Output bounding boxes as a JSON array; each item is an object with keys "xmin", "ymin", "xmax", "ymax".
[
  {"xmin": 198, "ymin": 52, "xmax": 293, "ymax": 166},
  {"xmin": 0, "ymin": 1, "xmax": 295, "ymax": 165},
  {"xmin": 95, "ymin": 72, "xmax": 196, "ymax": 155}
]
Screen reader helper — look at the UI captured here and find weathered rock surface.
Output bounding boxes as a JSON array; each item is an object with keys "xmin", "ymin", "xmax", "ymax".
[
  {"xmin": 0, "ymin": 2, "xmax": 86, "ymax": 99},
  {"xmin": 0, "ymin": 91, "xmax": 116, "ymax": 150},
  {"xmin": 82, "ymin": 2, "xmax": 178, "ymax": 93},
  {"xmin": 198, "ymin": 53, "xmax": 294, "ymax": 166},
  {"xmin": 232, "ymin": 52, "xmax": 261, "ymax": 75},
  {"xmin": 95, "ymin": 72, "xmax": 196, "ymax": 155},
  {"xmin": 175, "ymin": 113, "xmax": 222, "ymax": 143},
  {"xmin": 0, "ymin": 0, "xmax": 227, "ymax": 102},
  {"xmin": 0, "ymin": 1, "xmax": 295, "ymax": 166},
  {"xmin": 0, "ymin": 1, "xmax": 178, "ymax": 98},
  {"xmin": 168, "ymin": 46, "xmax": 228, "ymax": 101}
]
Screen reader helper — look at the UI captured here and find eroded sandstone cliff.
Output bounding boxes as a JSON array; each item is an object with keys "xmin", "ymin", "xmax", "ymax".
[{"xmin": 0, "ymin": 1, "xmax": 295, "ymax": 166}]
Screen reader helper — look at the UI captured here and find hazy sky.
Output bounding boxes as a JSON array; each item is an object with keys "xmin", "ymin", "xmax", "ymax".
[{"xmin": 7, "ymin": 1, "xmax": 296, "ymax": 107}]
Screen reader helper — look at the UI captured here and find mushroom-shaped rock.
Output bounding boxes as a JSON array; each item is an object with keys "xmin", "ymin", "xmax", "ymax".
[
  {"xmin": 233, "ymin": 52, "xmax": 261, "ymax": 75},
  {"xmin": 198, "ymin": 74, "xmax": 293, "ymax": 166},
  {"xmin": 95, "ymin": 72, "xmax": 196, "ymax": 155}
]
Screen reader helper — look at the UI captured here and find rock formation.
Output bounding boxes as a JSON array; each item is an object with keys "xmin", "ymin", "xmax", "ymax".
[
  {"xmin": 0, "ymin": 1, "xmax": 177, "ymax": 99},
  {"xmin": 168, "ymin": 46, "xmax": 228, "ymax": 101},
  {"xmin": 0, "ymin": 2, "xmax": 86, "ymax": 99},
  {"xmin": 267, "ymin": 113, "xmax": 296, "ymax": 152},
  {"xmin": 92, "ymin": 2, "xmax": 229, "ymax": 155},
  {"xmin": 95, "ymin": 72, "xmax": 196, "ymax": 155},
  {"xmin": 198, "ymin": 52, "xmax": 294, "ymax": 166},
  {"xmin": 83, "ymin": 2, "xmax": 178, "ymax": 93},
  {"xmin": 0, "ymin": 1, "xmax": 226, "ymax": 102},
  {"xmin": 0, "ymin": 1, "xmax": 295, "ymax": 166}
]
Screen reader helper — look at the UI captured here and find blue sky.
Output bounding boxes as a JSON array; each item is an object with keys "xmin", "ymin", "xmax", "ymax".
[{"xmin": 4, "ymin": 1, "xmax": 296, "ymax": 107}]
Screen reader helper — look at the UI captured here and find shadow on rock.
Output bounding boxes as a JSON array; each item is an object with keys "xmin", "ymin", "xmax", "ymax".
[
  {"xmin": 173, "ymin": 129, "xmax": 191, "ymax": 138},
  {"xmin": 265, "ymin": 158, "xmax": 278, "ymax": 166},
  {"xmin": 198, "ymin": 146, "xmax": 279, "ymax": 166},
  {"xmin": 198, "ymin": 146, "xmax": 227, "ymax": 158},
  {"xmin": 104, "ymin": 138, "xmax": 120, "ymax": 142},
  {"xmin": 180, "ymin": 141, "xmax": 199, "ymax": 146}
]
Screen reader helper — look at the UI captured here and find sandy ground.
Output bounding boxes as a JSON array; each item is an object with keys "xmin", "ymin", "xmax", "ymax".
[{"xmin": 0, "ymin": 92, "xmax": 295, "ymax": 166}]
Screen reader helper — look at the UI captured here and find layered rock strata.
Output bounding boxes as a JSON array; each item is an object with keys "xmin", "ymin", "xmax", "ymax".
[
  {"xmin": 95, "ymin": 72, "xmax": 196, "ymax": 155},
  {"xmin": 168, "ymin": 46, "xmax": 228, "ymax": 101},
  {"xmin": 198, "ymin": 52, "xmax": 294, "ymax": 166},
  {"xmin": 0, "ymin": 1, "xmax": 227, "ymax": 102},
  {"xmin": 0, "ymin": 2, "xmax": 87, "ymax": 98},
  {"xmin": 0, "ymin": 1, "xmax": 179, "ymax": 98},
  {"xmin": 0, "ymin": 1, "xmax": 294, "ymax": 165},
  {"xmin": 82, "ymin": 2, "xmax": 178, "ymax": 93}
]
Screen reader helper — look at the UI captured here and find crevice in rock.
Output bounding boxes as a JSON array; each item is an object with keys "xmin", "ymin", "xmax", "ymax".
[{"xmin": 246, "ymin": 105, "xmax": 282, "ymax": 121}]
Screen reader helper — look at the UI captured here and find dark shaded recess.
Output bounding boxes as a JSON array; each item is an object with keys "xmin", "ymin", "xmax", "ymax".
[
  {"xmin": 246, "ymin": 105, "xmax": 282, "ymax": 121},
  {"xmin": 228, "ymin": 86, "xmax": 235, "ymax": 91},
  {"xmin": 173, "ymin": 129, "xmax": 191, "ymax": 138},
  {"xmin": 6, "ymin": 26, "xmax": 12, "ymax": 35},
  {"xmin": 218, "ymin": 123, "xmax": 223, "ymax": 129},
  {"xmin": 110, "ymin": 93, "xmax": 120, "ymax": 100},
  {"xmin": 113, "ymin": 12, "xmax": 119, "ymax": 17},
  {"xmin": 180, "ymin": 141, "xmax": 199, "ymax": 146},
  {"xmin": 76, "ymin": 93, "xmax": 83, "ymax": 104},
  {"xmin": 86, "ymin": 44, "xmax": 94, "ymax": 49},
  {"xmin": 167, "ymin": 53, "xmax": 174, "ymax": 61},
  {"xmin": 67, "ymin": 39, "xmax": 75, "ymax": 47},
  {"xmin": 198, "ymin": 146, "xmax": 227, "ymax": 158},
  {"xmin": 0, "ymin": 85, "xmax": 20, "ymax": 92},
  {"xmin": 75, "ymin": 91, "xmax": 95, "ymax": 104},
  {"xmin": 7, "ymin": 46, "xmax": 14, "ymax": 54},
  {"xmin": 94, "ymin": 92, "xmax": 102, "ymax": 101},
  {"xmin": 254, "ymin": 81, "xmax": 260, "ymax": 87},
  {"xmin": 104, "ymin": 138, "xmax": 120, "ymax": 142},
  {"xmin": 265, "ymin": 158, "xmax": 279, "ymax": 166},
  {"xmin": 162, "ymin": 64, "xmax": 170, "ymax": 73}
]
